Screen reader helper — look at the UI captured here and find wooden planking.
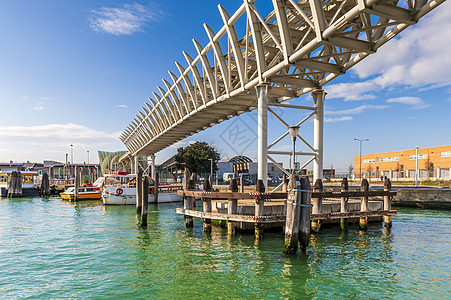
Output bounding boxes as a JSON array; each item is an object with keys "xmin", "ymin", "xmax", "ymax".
[
  {"xmin": 176, "ymin": 208, "xmax": 286, "ymax": 223},
  {"xmin": 177, "ymin": 190, "xmax": 396, "ymax": 199},
  {"xmin": 311, "ymin": 210, "xmax": 397, "ymax": 220}
]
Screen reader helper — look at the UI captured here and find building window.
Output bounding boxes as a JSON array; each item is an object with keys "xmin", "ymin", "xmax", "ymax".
[
  {"xmin": 362, "ymin": 158, "xmax": 375, "ymax": 163},
  {"xmin": 441, "ymin": 151, "xmax": 451, "ymax": 157},
  {"xmin": 409, "ymin": 154, "xmax": 428, "ymax": 160},
  {"xmin": 376, "ymin": 156, "xmax": 399, "ymax": 162}
]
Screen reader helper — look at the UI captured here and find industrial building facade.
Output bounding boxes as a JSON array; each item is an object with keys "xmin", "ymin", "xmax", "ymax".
[{"xmin": 354, "ymin": 145, "xmax": 451, "ymax": 180}]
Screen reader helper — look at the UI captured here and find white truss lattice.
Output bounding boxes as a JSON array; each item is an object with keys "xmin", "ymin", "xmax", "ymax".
[{"xmin": 120, "ymin": 0, "xmax": 444, "ymax": 158}]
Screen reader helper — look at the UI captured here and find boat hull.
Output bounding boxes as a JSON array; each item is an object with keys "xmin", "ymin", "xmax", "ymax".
[
  {"xmin": 60, "ymin": 192, "xmax": 102, "ymax": 201},
  {"xmin": 102, "ymin": 187, "xmax": 181, "ymax": 205}
]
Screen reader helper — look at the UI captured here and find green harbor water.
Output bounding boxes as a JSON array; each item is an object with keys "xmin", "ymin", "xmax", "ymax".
[{"xmin": 1, "ymin": 197, "xmax": 450, "ymax": 299}]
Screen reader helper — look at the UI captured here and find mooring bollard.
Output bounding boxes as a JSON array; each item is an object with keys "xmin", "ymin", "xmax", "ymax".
[
  {"xmin": 340, "ymin": 178, "xmax": 349, "ymax": 231},
  {"xmin": 141, "ymin": 176, "xmax": 149, "ymax": 227},
  {"xmin": 202, "ymin": 176, "xmax": 212, "ymax": 232},
  {"xmin": 227, "ymin": 175, "xmax": 238, "ymax": 236},
  {"xmin": 284, "ymin": 175, "xmax": 301, "ymax": 254},
  {"xmin": 384, "ymin": 178, "xmax": 392, "ymax": 228},
  {"xmin": 311, "ymin": 179, "xmax": 323, "ymax": 233},
  {"xmin": 154, "ymin": 172, "xmax": 159, "ymax": 204},
  {"xmin": 136, "ymin": 169, "xmax": 143, "ymax": 214},
  {"xmin": 359, "ymin": 179, "xmax": 369, "ymax": 230},
  {"xmin": 254, "ymin": 180, "xmax": 265, "ymax": 239}
]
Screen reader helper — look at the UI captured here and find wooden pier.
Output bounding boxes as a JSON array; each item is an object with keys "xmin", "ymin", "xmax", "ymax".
[{"xmin": 176, "ymin": 171, "xmax": 396, "ymax": 254}]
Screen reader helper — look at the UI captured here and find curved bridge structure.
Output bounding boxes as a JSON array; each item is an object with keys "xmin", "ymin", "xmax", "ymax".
[{"xmin": 119, "ymin": 0, "xmax": 445, "ymax": 186}]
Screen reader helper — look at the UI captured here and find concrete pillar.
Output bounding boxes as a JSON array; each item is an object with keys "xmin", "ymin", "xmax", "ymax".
[
  {"xmin": 312, "ymin": 90, "xmax": 326, "ymax": 182},
  {"xmin": 256, "ymin": 83, "xmax": 269, "ymax": 189}
]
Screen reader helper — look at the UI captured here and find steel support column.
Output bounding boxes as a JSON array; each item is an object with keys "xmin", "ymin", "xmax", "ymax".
[
  {"xmin": 256, "ymin": 83, "xmax": 270, "ymax": 188},
  {"xmin": 134, "ymin": 156, "xmax": 138, "ymax": 175},
  {"xmin": 312, "ymin": 90, "xmax": 326, "ymax": 182},
  {"xmin": 150, "ymin": 154, "xmax": 156, "ymax": 180}
]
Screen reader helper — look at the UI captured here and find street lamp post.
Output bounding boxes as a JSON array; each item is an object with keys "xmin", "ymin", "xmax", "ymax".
[
  {"xmin": 208, "ymin": 158, "xmax": 213, "ymax": 182},
  {"xmin": 415, "ymin": 146, "xmax": 419, "ymax": 187},
  {"xmin": 354, "ymin": 138, "xmax": 369, "ymax": 181},
  {"xmin": 87, "ymin": 150, "xmax": 90, "ymax": 182},
  {"xmin": 288, "ymin": 126, "xmax": 300, "ymax": 174}
]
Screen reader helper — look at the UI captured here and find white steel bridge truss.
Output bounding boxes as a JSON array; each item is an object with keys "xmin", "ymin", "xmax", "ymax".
[{"xmin": 119, "ymin": 0, "xmax": 445, "ymax": 184}]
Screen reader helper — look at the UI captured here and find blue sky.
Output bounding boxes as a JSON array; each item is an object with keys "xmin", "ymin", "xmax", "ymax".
[{"xmin": 0, "ymin": 0, "xmax": 450, "ymax": 172}]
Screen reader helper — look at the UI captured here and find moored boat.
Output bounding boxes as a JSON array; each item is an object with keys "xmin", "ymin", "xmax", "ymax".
[
  {"xmin": 102, "ymin": 173, "xmax": 182, "ymax": 205},
  {"xmin": 0, "ymin": 171, "xmax": 40, "ymax": 197},
  {"xmin": 60, "ymin": 185, "xmax": 102, "ymax": 201}
]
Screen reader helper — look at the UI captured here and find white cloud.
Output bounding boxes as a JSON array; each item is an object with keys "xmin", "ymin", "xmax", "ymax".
[
  {"xmin": 0, "ymin": 123, "xmax": 123, "ymax": 162},
  {"xmin": 33, "ymin": 103, "xmax": 44, "ymax": 111},
  {"xmin": 326, "ymin": 104, "xmax": 389, "ymax": 115},
  {"xmin": 169, "ymin": 140, "xmax": 196, "ymax": 149},
  {"xmin": 353, "ymin": 1, "xmax": 451, "ymax": 89},
  {"xmin": 89, "ymin": 3, "xmax": 163, "ymax": 35},
  {"xmin": 118, "ymin": 104, "xmax": 128, "ymax": 108},
  {"xmin": 325, "ymin": 116, "xmax": 353, "ymax": 123},
  {"xmin": 0, "ymin": 123, "xmax": 119, "ymax": 145},
  {"xmin": 386, "ymin": 97, "xmax": 431, "ymax": 109},
  {"xmin": 40, "ymin": 97, "xmax": 51, "ymax": 101},
  {"xmin": 324, "ymin": 81, "xmax": 379, "ymax": 101}
]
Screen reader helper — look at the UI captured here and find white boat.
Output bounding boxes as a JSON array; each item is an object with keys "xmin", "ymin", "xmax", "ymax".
[
  {"xmin": 0, "ymin": 171, "xmax": 39, "ymax": 197},
  {"xmin": 101, "ymin": 173, "xmax": 182, "ymax": 205}
]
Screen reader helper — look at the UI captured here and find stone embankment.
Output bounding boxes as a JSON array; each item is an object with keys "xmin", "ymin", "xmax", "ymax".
[{"xmin": 392, "ymin": 187, "xmax": 451, "ymax": 209}]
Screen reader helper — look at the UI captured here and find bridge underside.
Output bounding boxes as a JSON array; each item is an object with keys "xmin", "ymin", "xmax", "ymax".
[{"xmin": 118, "ymin": 0, "xmax": 444, "ymax": 183}]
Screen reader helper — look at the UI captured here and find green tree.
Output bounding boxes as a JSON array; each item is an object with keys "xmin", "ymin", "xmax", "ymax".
[{"xmin": 175, "ymin": 142, "xmax": 220, "ymax": 174}]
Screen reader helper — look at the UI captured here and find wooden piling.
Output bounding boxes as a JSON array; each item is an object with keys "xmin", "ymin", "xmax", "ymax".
[
  {"xmin": 227, "ymin": 176, "xmax": 238, "ymax": 236},
  {"xmin": 136, "ymin": 169, "xmax": 143, "ymax": 214},
  {"xmin": 359, "ymin": 179, "xmax": 369, "ymax": 230},
  {"xmin": 74, "ymin": 167, "xmax": 80, "ymax": 201},
  {"xmin": 141, "ymin": 176, "xmax": 149, "ymax": 227},
  {"xmin": 40, "ymin": 173, "xmax": 50, "ymax": 196},
  {"xmin": 340, "ymin": 178, "xmax": 349, "ymax": 231},
  {"xmin": 284, "ymin": 175, "xmax": 301, "ymax": 254},
  {"xmin": 154, "ymin": 172, "xmax": 159, "ymax": 204},
  {"xmin": 202, "ymin": 176, "xmax": 212, "ymax": 232},
  {"xmin": 254, "ymin": 180, "xmax": 265, "ymax": 239},
  {"xmin": 282, "ymin": 174, "xmax": 288, "ymax": 215},
  {"xmin": 299, "ymin": 176, "xmax": 312, "ymax": 253},
  {"xmin": 239, "ymin": 175, "xmax": 244, "ymax": 193},
  {"xmin": 384, "ymin": 178, "xmax": 392, "ymax": 228},
  {"xmin": 183, "ymin": 169, "xmax": 195, "ymax": 227},
  {"xmin": 8, "ymin": 171, "xmax": 23, "ymax": 198},
  {"xmin": 311, "ymin": 179, "xmax": 323, "ymax": 233}
]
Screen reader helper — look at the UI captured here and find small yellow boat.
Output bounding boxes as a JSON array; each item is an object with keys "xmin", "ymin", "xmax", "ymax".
[{"xmin": 60, "ymin": 186, "xmax": 102, "ymax": 201}]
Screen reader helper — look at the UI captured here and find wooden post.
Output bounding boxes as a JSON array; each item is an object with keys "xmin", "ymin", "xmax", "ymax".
[
  {"xmin": 141, "ymin": 176, "xmax": 149, "ymax": 227},
  {"xmin": 136, "ymin": 169, "xmax": 142, "ymax": 214},
  {"xmin": 239, "ymin": 175, "xmax": 244, "ymax": 193},
  {"xmin": 299, "ymin": 176, "xmax": 312, "ymax": 253},
  {"xmin": 17, "ymin": 172, "xmax": 23, "ymax": 196},
  {"xmin": 227, "ymin": 176, "xmax": 238, "ymax": 236},
  {"xmin": 202, "ymin": 176, "xmax": 212, "ymax": 232},
  {"xmin": 311, "ymin": 179, "xmax": 323, "ymax": 233},
  {"xmin": 384, "ymin": 178, "xmax": 392, "ymax": 228},
  {"xmin": 359, "ymin": 179, "xmax": 369, "ymax": 230},
  {"xmin": 74, "ymin": 167, "xmax": 79, "ymax": 201},
  {"xmin": 284, "ymin": 175, "xmax": 301, "ymax": 254},
  {"xmin": 154, "ymin": 172, "xmax": 159, "ymax": 204},
  {"xmin": 340, "ymin": 178, "xmax": 349, "ymax": 231},
  {"xmin": 183, "ymin": 169, "xmax": 194, "ymax": 227},
  {"xmin": 282, "ymin": 174, "xmax": 288, "ymax": 215},
  {"xmin": 40, "ymin": 173, "xmax": 50, "ymax": 196},
  {"xmin": 254, "ymin": 179, "xmax": 265, "ymax": 239}
]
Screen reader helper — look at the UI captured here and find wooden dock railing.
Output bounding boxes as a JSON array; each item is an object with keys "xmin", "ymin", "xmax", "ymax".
[{"xmin": 176, "ymin": 172, "xmax": 397, "ymax": 254}]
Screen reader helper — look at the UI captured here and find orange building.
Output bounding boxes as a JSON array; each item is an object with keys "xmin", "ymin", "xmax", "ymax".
[{"xmin": 354, "ymin": 145, "xmax": 451, "ymax": 180}]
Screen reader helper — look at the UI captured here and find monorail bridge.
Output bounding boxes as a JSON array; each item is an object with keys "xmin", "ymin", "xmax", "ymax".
[{"xmin": 117, "ymin": 0, "xmax": 445, "ymax": 189}]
